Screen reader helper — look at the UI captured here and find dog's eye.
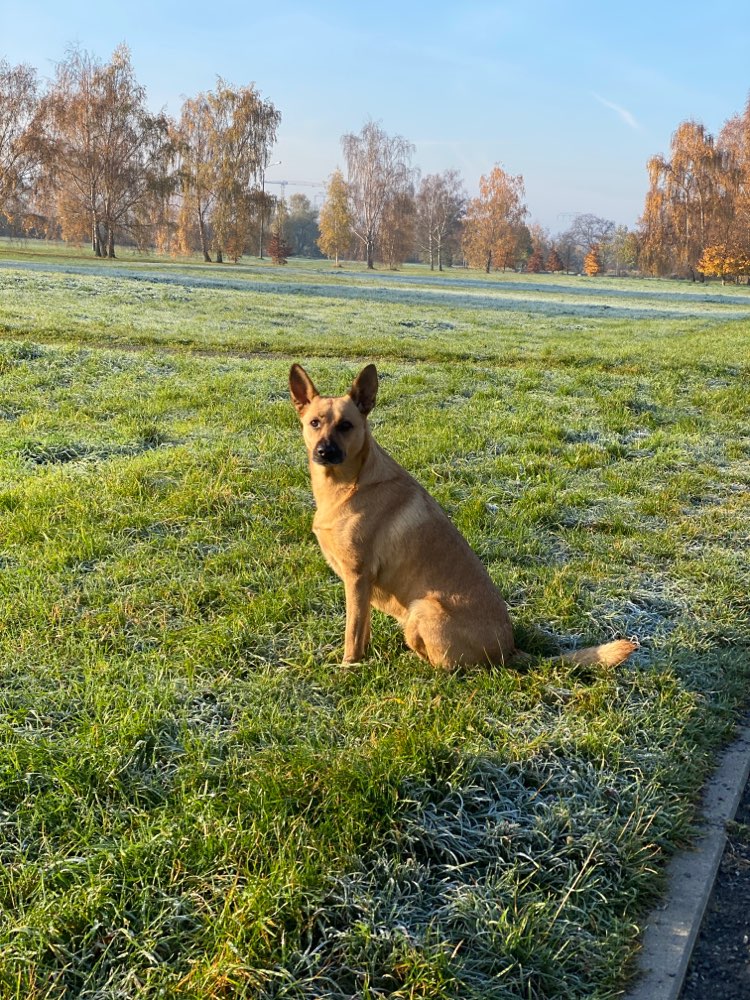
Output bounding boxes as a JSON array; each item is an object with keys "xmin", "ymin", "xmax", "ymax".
[
  {"xmin": 309, "ymin": 418, "xmax": 321, "ymax": 429},
  {"xmin": 337, "ymin": 420, "xmax": 353, "ymax": 432}
]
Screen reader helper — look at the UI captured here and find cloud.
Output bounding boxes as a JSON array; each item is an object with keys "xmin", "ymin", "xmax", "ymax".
[{"xmin": 592, "ymin": 93, "xmax": 641, "ymax": 131}]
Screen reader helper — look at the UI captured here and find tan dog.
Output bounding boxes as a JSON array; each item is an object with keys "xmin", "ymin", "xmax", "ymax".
[{"xmin": 290, "ymin": 362, "xmax": 637, "ymax": 670}]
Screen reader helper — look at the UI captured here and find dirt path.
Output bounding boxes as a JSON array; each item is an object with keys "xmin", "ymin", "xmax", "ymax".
[{"xmin": 679, "ymin": 775, "xmax": 750, "ymax": 999}]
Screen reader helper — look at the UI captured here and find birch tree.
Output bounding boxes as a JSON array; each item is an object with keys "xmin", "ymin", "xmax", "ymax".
[
  {"xmin": 175, "ymin": 80, "xmax": 280, "ymax": 262},
  {"xmin": 33, "ymin": 45, "xmax": 171, "ymax": 257},
  {"xmin": 341, "ymin": 120, "xmax": 414, "ymax": 269},
  {"xmin": 415, "ymin": 169, "xmax": 465, "ymax": 270},
  {"xmin": 0, "ymin": 59, "xmax": 38, "ymax": 224},
  {"xmin": 640, "ymin": 121, "xmax": 734, "ymax": 278}
]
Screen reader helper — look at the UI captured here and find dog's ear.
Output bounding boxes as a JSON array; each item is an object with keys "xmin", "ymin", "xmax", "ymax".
[
  {"xmin": 349, "ymin": 364, "xmax": 378, "ymax": 416},
  {"xmin": 289, "ymin": 364, "xmax": 319, "ymax": 416}
]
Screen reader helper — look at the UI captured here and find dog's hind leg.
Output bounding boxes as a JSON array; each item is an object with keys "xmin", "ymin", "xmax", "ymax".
[{"xmin": 403, "ymin": 598, "xmax": 463, "ymax": 669}]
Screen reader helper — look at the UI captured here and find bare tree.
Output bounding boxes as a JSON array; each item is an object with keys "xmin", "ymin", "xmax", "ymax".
[
  {"xmin": 415, "ymin": 169, "xmax": 465, "ymax": 270},
  {"xmin": 557, "ymin": 213, "xmax": 616, "ymax": 274},
  {"xmin": 341, "ymin": 119, "xmax": 414, "ymax": 269},
  {"xmin": 0, "ymin": 59, "xmax": 38, "ymax": 225},
  {"xmin": 566, "ymin": 213, "xmax": 616, "ymax": 251}
]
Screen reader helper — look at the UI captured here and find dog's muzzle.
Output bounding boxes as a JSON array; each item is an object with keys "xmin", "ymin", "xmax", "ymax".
[{"xmin": 313, "ymin": 440, "xmax": 344, "ymax": 465}]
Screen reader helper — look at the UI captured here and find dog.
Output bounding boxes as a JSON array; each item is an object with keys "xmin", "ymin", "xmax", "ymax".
[{"xmin": 290, "ymin": 362, "xmax": 637, "ymax": 670}]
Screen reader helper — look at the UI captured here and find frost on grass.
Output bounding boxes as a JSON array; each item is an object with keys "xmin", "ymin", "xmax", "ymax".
[{"xmin": 270, "ymin": 755, "xmax": 660, "ymax": 999}]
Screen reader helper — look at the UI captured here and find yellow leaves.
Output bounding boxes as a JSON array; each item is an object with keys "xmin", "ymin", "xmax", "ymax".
[
  {"xmin": 698, "ymin": 242, "xmax": 750, "ymax": 281},
  {"xmin": 317, "ymin": 168, "xmax": 353, "ymax": 263}
]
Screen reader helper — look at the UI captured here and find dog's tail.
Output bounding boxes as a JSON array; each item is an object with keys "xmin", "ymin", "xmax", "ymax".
[
  {"xmin": 510, "ymin": 638, "xmax": 638, "ymax": 669},
  {"xmin": 558, "ymin": 638, "xmax": 638, "ymax": 667}
]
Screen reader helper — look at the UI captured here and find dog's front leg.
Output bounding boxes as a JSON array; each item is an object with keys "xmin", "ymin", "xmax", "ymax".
[{"xmin": 343, "ymin": 575, "xmax": 372, "ymax": 662}]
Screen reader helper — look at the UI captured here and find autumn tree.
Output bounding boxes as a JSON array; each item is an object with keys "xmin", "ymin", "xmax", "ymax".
[
  {"xmin": 546, "ymin": 247, "xmax": 564, "ymax": 272},
  {"xmin": 317, "ymin": 168, "xmax": 353, "ymax": 265},
  {"xmin": 33, "ymin": 45, "xmax": 171, "ymax": 257},
  {"xmin": 716, "ymin": 100, "xmax": 750, "ymax": 266},
  {"xmin": 175, "ymin": 79, "xmax": 280, "ymax": 262},
  {"xmin": 583, "ymin": 243, "xmax": 602, "ymax": 275},
  {"xmin": 640, "ymin": 121, "xmax": 734, "ymax": 278},
  {"xmin": 415, "ymin": 169, "xmax": 465, "ymax": 270},
  {"xmin": 526, "ymin": 245, "xmax": 545, "ymax": 272},
  {"xmin": 698, "ymin": 243, "xmax": 750, "ymax": 283},
  {"xmin": 174, "ymin": 95, "xmax": 214, "ymax": 260},
  {"xmin": 0, "ymin": 59, "xmax": 38, "ymax": 226},
  {"xmin": 341, "ymin": 119, "xmax": 414, "ymax": 269},
  {"xmin": 462, "ymin": 166, "xmax": 527, "ymax": 273},
  {"xmin": 267, "ymin": 202, "xmax": 293, "ymax": 264}
]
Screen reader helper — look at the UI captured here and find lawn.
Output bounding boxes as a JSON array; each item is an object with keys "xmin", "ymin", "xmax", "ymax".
[{"xmin": 1, "ymin": 243, "xmax": 749, "ymax": 998}]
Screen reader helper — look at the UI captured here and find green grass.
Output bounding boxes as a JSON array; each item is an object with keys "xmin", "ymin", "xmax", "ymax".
[{"xmin": 0, "ymin": 243, "xmax": 749, "ymax": 997}]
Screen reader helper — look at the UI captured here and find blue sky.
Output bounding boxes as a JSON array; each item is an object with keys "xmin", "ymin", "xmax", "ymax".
[{"xmin": 2, "ymin": 0, "xmax": 749, "ymax": 233}]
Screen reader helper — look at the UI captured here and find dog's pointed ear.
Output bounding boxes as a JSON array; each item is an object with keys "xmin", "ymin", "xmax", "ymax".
[
  {"xmin": 349, "ymin": 364, "xmax": 378, "ymax": 416},
  {"xmin": 289, "ymin": 364, "xmax": 319, "ymax": 416}
]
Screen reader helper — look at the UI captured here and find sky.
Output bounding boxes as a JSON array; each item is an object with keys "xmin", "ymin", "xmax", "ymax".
[{"xmin": 2, "ymin": 0, "xmax": 750, "ymax": 234}]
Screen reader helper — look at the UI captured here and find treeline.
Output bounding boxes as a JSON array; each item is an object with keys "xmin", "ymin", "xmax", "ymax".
[
  {"xmin": 0, "ymin": 45, "xmax": 279, "ymax": 261},
  {"xmin": 2, "ymin": 44, "xmax": 643, "ymax": 273},
  {"xmin": 316, "ymin": 123, "xmax": 639, "ymax": 274},
  {"xmin": 641, "ymin": 101, "xmax": 750, "ymax": 281}
]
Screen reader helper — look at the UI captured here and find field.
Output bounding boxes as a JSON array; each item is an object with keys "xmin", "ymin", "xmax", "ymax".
[{"xmin": 1, "ymin": 242, "xmax": 749, "ymax": 998}]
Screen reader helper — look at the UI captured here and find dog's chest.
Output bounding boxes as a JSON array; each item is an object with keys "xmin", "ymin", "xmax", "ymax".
[{"xmin": 312, "ymin": 486, "xmax": 430, "ymax": 579}]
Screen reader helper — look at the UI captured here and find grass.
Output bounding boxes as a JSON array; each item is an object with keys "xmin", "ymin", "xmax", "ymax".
[{"xmin": 0, "ymin": 241, "xmax": 749, "ymax": 997}]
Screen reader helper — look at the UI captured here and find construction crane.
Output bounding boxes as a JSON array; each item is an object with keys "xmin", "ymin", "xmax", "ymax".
[{"xmin": 264, "ymin": 179, "xmax": 325, "ymax": 201}]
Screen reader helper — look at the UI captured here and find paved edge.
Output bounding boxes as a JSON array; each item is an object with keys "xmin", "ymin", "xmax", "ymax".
[{"xmin": 624, "ymin": 717, "xmax": 750, "ymax": 1000}]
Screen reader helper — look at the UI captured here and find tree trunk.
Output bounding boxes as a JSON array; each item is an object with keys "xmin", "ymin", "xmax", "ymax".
[
  {"xmin": 366, "ymin": 234, "xmax": 375, "ymax": 269},
  {"xmin": 107, "ymin": 227, "xmax": 115, "ymax": 259},
  {"xmin": 198, "ymin": 209, "xmax": 212, "ymax": 263},
  {"xmin": 93, "ymin": 219, "xmax": 103, "ymax": 258}
]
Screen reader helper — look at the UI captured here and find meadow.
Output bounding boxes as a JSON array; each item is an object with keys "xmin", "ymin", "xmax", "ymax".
[{"xmin": 0, "ymin": 242, "xmax": 749, "ymax": 998}]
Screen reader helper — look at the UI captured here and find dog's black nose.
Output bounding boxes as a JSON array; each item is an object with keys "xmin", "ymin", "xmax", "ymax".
[{"xmin": 314, "ymin": 440, "xmax": 344, "ymax": 465}]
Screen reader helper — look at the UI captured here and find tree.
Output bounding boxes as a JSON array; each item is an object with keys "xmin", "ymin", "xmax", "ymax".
[
  {"xmin": 462, "ymin": 166, "xmax": 527, "ymax": 273},
  {"xmin": 640, "ymin": 121, "xmax": 733, "ymax": 278},
  {"xmin": 341, "ymin": 119, "xmax": 414, "ymax": 269},
  {"xmin": 415, "ymin": 170, "xmax": 465, "ymax": 270},
  {"xmin": 583, "ymin": 243, "xmax": 602, "ymax": 275},
  {"xmin": 0, "ymin": 59, "xmax": 38, "ymax": 225},
  {"xmin": 526, "ymin": 245, "xmax": 545, "ymax": 272},
  {"xmin": 606, "ymin": 225, "xmax": 639, "ymax": 275},
  {"xmin": 378, "ymin": 188, "xmax": 415, "ymax": 268},
  {"xmin": 267, "ymin": 204, "xmax": 293, "ymax": 264},
  {"xmin": 567, "ymin": 213, "xmax": 615, "ymax": 253},
  {"xmin": 717, "ymin": 100, "xmax": 750, "ymax": 266},
  {"xmin": 698, "ymin": 243, "xmax": 750, "ymax": 283},
  {"xmin": 286, "ymin": 193, "xmax": 321, "ymax": 258},
  {"xmin": 32, "ymin": 45, "xmax": 172, "ymax": 258},
  {"xmin": 175, "ymin": 79, "xmax": 280, "ymax": 262},
  {"xmin": 174, "ymin": 94, "xmax": 215, "ymax": 260},
  {"xmin": 317, "ymin": 168, "xmax": 353, "ymax": 265},
  {"xmin": 546, "ymin": 247, "xmax": 564, "ymax": 272}
]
